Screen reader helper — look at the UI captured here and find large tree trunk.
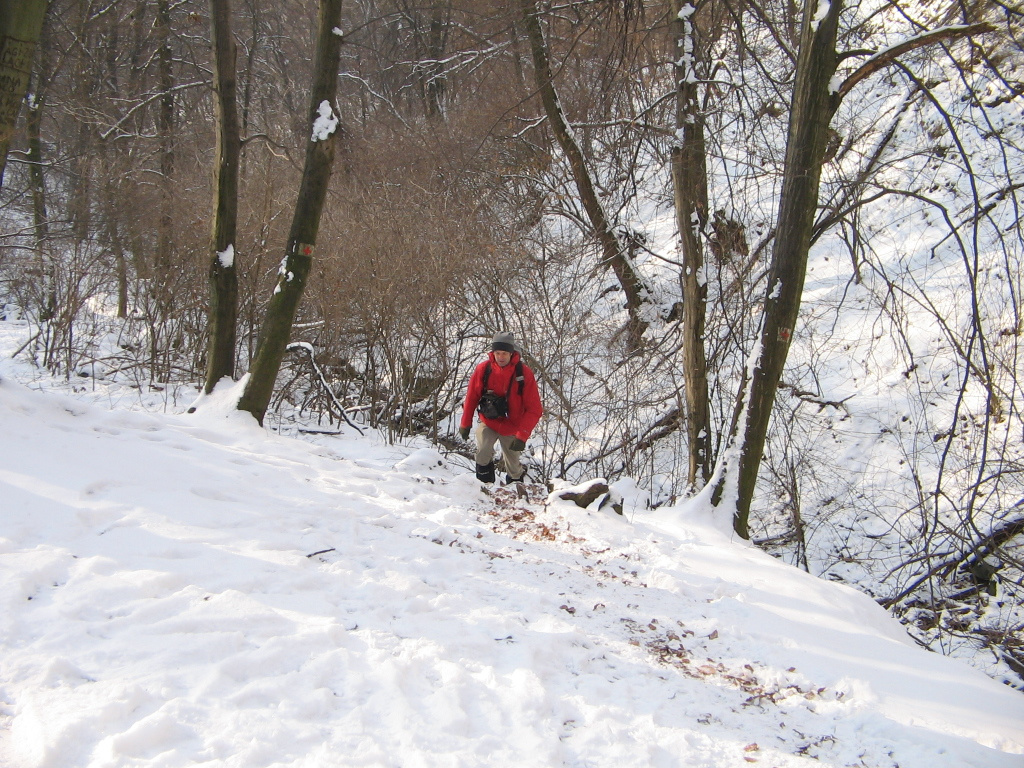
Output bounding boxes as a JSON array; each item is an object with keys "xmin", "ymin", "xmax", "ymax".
[
  {"xmin": 203, "ymin": 0, "xmax": 241, "ymax": 393},
  {"xmin": 237, "ymin": 0, "xmax": 344, "ymax": 425},
  {"xmin": 670, "ymin": 0, "xmax": 712, "ymax": 489},
  {"xmin": 0, "ymin": 0, "xmax": 49, "ymax": 187},
  {"xmin": 520, "ymin": 0, "xmax": 648, "ymax": 351},
  {"xmin": 711, "ymin": 0, "xmax": 843, "ymax": 538}
]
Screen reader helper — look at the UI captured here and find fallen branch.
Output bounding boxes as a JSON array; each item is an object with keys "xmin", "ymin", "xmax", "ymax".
[{"xmin": 882, "ymin": 512, "xmax": 1024, "ymax": 607}]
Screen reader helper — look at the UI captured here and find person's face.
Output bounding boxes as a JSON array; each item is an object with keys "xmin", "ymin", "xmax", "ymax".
[{"xmin": 493, "ymin": 350, "xmax": 512, "ymax": 367}]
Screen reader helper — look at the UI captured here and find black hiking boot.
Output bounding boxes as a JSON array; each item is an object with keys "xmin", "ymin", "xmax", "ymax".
[{"xmin": 475, "ymin": 461, "xmax": 496, "ymax": 483}]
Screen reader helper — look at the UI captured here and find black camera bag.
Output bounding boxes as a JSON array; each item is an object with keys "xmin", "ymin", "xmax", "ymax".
[{"xmin": 477, "ymin": 360, "xmax": 525, "ymax": 421}]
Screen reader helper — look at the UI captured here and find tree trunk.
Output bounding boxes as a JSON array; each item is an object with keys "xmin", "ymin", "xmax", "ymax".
[
  {"xmin": 26, "ymin": 80, "xmax": 55, "ymax": 321},
  {"xmin": 155, "ymin": 0, "xmax": 175, "ymax": 274},
  {"xmin": 670, "ymin": 0, "xmax": 712, "ymax": 489},
  {"xmin": 712, "ymin": 0, "xmax": 843, "ymax": 538},
  {"xmin": 68, "ymin": 1, "xmax": 92, "ymax": 243},
  {"xmin": 409, "ymin": 0, "xmax": 450, "ymax": 119},
  {"xmin": 106, "ymin": 212, "xmax": 129, "ymax": 318},
  {"xmin": 424, "ymin": 5, "xmax": 447, "ymax": 119},
  {"xmin": 203, "ymin": 0, "xmax": 241, "ymax": 393},
  {"xmin": 26, "ymin": 83, "xmax": 46, "ymax": 246},
  {"xmin": 0, "ymin": 0, "xmax": 48, "ymax": 187},
  {"xmin": 520, "ymin": 0, "xmax": 648, "ymax": 351},
  {"xmin": 237, "ymin": 0, "xmax": 344, "ymax": 424}
]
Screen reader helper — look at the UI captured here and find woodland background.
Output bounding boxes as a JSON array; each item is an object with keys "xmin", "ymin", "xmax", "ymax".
[{"xmin": 1, "ymin": 0, "xmax": 1022, "ymax": 688}]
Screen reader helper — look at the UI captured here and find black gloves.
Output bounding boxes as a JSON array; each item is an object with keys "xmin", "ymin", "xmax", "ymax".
[{"xmin": 459, "ymin": 426, "xmax": 471, "ymax": 440}]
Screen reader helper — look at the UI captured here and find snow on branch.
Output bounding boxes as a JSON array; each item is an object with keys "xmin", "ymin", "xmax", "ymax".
[{"xmin": 836, "ymin": 23, "xmax": 994, "ymax": 100}]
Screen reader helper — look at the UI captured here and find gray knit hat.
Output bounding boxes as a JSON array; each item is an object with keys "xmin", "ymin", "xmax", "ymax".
[{"xmin": 491, "ymin": 331, "xmax": 516, "ymax": 352}]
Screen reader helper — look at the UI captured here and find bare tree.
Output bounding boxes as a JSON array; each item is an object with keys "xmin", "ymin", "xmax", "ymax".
[
  {"xmin": 155, "ymin": 0, "xmax": 176, "ymax": 274},
  {"xmin": 670, "ymin": 0, "xmax": 712, "ymax": 489},
  {"xmin": 238, "ymin": 0, "xmax": 344, "ymax": 424},
  {"xmin": 709, "ymin": 0, "xmax": 995, "ymax": 537},
  {"xmin": 204, "ymin": 0, "xmax": 242, "ymax": 392},
  {"xmin": 520, "ymin": 0, "xmax": 649, "ymax": 351}
]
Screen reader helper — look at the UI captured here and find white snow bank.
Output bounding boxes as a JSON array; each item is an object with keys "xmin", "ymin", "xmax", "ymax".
[{"xmin": 0, "ymin": 374, "xmax": 1021, "ymax": 768}]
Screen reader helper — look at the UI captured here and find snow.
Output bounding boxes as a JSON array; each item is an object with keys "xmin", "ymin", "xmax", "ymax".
[
  {"xmin": 217, "ymin": 244, "xmax": 235, "ymax": 269},
  {"xmin": 811, "ymin": 0, "xmax": 831, "ymax": 33},
  {"xmin": 311, "ymin": 100, "xmax": 338, "ymax": 142},
  {"xmin": 675, "ymin": 4, "xmax": 697, "ymax": 85},
  {"xmin": 275, "ymin": 255, "xmax": 294, "ymax": 294},
  {"xmin": 1, "ymin": 325, "xmax": 1022, "ymax": 767}
]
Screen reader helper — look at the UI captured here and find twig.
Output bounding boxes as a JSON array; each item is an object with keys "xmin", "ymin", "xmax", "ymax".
[
  {"xmin": 306, "ymin": 548, "xmax": 335, "ymax": 558},
  {"xmin": 286, "ymin": 342, "xmax": 364, "ymax": 434}
]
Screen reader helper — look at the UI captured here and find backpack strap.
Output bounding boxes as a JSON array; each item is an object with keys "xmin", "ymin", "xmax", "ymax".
[{"xmin": 481, "ymin": 360, "xmax": 525, "ymax": 396}]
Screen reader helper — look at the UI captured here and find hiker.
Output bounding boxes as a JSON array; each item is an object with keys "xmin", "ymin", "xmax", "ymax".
[{"xmin": 458, "ymin": 331, "xmax": 543, "ymax": 484}]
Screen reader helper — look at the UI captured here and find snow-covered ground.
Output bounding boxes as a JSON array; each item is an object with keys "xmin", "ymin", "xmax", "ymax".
[{"xmin": 1, "ymin": 320, "xmax": 1022, "ymax": 768}]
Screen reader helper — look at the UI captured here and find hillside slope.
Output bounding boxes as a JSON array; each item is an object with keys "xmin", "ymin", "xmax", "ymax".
[{"xmin": 0, "ymin": 363, "xmax": 1022, "ymax": 767}]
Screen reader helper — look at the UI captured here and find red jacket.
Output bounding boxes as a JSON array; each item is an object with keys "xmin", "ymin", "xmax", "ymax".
[{"xmin": 460, "ymin": 352, "xmax": 543, "ymax": 441}]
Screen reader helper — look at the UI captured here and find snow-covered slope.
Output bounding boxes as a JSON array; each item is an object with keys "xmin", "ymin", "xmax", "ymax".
[{"xmin": 1, "ymin": 369, "xmax": 1022, "ymax": 767}]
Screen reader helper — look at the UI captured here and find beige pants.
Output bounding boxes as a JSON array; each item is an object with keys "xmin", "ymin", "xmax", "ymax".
[{"xmin": 475, "ymin": 423, "xmax": 524, "ymax": 479}]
